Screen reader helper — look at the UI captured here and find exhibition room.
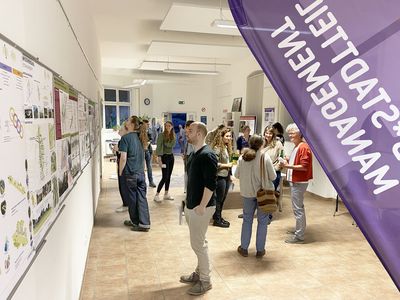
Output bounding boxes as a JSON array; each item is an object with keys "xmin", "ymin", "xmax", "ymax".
[{"xmin": 0, "ymin": 0, "xmax": 399, "ymax": 299}]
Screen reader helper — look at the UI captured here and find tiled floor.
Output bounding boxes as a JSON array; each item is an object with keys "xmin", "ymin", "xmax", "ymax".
[{"xmin": 80, "ymin": 157, "xmax": 398, "ymax": 299}]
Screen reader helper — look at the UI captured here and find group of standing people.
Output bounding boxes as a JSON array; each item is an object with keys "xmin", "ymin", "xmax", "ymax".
[{"xmin": 113, "ymin": 117, "xmax": 313, "ymax": 296}]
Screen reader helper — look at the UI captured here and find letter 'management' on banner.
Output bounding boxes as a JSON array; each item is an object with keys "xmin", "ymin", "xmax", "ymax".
[{"xmin": 271, "ymin": 3, "xmax": 399, "ymax": 195}]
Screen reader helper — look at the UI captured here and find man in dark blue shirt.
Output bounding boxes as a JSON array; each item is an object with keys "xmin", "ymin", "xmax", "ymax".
[
  {"xmin": 179, "ymin": 122, "xmax": 217, "ymax": 296},
  {"xmin": 119, "ymin": 116, "xmax": 150, "ymax": 232}
]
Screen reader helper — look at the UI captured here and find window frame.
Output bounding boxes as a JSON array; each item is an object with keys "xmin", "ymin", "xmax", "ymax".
[{"xmin": 103, "ymin": 87, "xmax": 132, "ymax": 129}]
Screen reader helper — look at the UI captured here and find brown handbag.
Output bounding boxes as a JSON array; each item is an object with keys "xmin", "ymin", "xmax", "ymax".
[{"xmin": 256, "ymin": 153, "xmax": 278, "ymax": 213}]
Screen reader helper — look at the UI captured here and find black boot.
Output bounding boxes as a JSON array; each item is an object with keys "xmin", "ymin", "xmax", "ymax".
[{"xmin": 213, "ymin": 218, "xmax": 229, "ymax": 228}]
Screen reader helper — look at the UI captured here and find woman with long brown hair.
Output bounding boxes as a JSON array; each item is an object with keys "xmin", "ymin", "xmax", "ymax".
[
  {"xmin": 154, "ymin": 121, "xmax": 176, "ymax": 202},
  {"xmin": 210, "ymin": 128, "xmax": 233, "ymax": 227},
  {"xmin": 118, "ymin": 115, "xmax": 151, "ymax": 231}
]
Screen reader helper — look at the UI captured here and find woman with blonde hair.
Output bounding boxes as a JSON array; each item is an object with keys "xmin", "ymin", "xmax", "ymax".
[
  {"xmin": 262, "ymin": 125, "xmax": 284, "ymax": 196},
  {"xmin": 154, "ymin": 121, "xmax": 176, "ymax": 202},
  {"xmin": 119, "ymin": 116, "xmax": 151, "ymax": 232},
  {"xmin": 210, "ymin": 128, "xmax": 233, "ymax": 227},
  {"xmin": 235, "ymin": 134, "xmax": 276, "ymax": 257}
]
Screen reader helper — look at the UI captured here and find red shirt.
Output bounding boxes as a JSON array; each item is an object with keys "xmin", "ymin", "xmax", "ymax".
[{"xmin": 292, "ymin": 142, "xmax": 313, "ymax": 182}]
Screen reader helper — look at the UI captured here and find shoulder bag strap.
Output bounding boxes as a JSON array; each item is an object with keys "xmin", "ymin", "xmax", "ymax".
[{"xmin": 259, "ymin": 152, "xmax": 265, "ymax": 189}]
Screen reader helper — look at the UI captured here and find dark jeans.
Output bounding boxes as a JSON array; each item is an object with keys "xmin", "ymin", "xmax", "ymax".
[
  {"xmin": 273, "ymin": 171, "xmax": 281, "ymax": 191},
  {"xmin": 157, "ymin": 154, "xmax": 174, "ymax": 193},
  {"xmin": 124, "ymin": 173, "xmax": 150, "ymax": 228},
  {"xmin": 144, "ymin": 150, "xmax": 154, "ymax": 184},
  {"xmin": 118, "ymin": 173, "xmax": 129, "ymax": 207},
  {"xmin": 213, "ymin": 176, "xmax": 231, "ymax": 221}
]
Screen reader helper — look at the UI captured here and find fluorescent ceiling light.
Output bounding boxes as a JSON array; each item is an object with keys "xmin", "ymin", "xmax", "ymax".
[
  {"xmin": 212, "ymin": 19, "xmax": 237, "ymax": 29},
  {"xmin": 122, "ymin": 79, "xmax": 147, "ymax": 88},
  {"xmin": 163, "ymin": 69, "xmax": 219, "ymax": 75}
]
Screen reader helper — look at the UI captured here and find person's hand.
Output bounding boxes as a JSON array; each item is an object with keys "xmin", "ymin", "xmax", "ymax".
[
  {"xmin": 157, "ymin": 157, "xmax": 163, "ymax": 168},
  {"xmin": 227, "ymin": 162, "xmax": 233, "ymax": 169},
  {"xmin": 194, "ymin": 205, "xmax": 206, "ymax": 216}
]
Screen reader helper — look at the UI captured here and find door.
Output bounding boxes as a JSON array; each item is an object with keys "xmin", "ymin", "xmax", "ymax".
[{"xmin": 171, "ymin": 113, "xmax": 187, "ymax": 154}]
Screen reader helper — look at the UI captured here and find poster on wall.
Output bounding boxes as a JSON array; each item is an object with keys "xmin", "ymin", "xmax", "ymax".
[
  {"xmin": 53, "ymin": 78, "xmax": 80, "ymax": 202},
  {"xmin": 264, "ymin": 107, "xmax": 275, "ymax": 126},
  {"xmin": 88, "ymin": 100, "xmax": 97, "ymax": 154},
  {"xmin": 239, "ymin": 115, "xmax": 257, "ymax": 135},
  {"xmin": 78, "ymin": 93, "xmax": 90, "ymax": 168},
  {"xmin": 0, "ymin": 39, "xmax": 34, "ymax": 300},
  {"xmin": 231, "ymin": 97, "xmax": 242, "ymax": 112},
  {"xmin": 22, "ymin": 55, "xmax": 57, "ymax": 246}
]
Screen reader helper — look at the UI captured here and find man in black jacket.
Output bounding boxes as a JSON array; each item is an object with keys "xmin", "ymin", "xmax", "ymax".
[{"xmin": 179, "ymin": 122, "xmax": 217, "ymax": 296}]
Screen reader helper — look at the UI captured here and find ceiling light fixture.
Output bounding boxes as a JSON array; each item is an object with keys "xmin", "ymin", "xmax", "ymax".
[
  {"xmin": 212, "ymin": 19, "xmax": 237, "ymax": 29},
  {"xmin": 122, "ymin": 79, "xmax": 147, "ymax": 88},
  {"xmin": 212, "ymin": 0, "xmax": 237, "ymax": 29},
  {"xmin": 163, "ymin": 69, "xmax": 219, "ymax": 75}
]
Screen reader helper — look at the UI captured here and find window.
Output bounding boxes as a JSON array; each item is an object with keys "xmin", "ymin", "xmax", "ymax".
[
  {"xmin": 105, "ymin": 105, "xmax": 117, "ymax": 129},
  {"xmin": 104, "ymin": 88, "xmax": 131, "ymax": 129},
  {"xmin": 104, "ymin": 89, "xmax": 116, "ymax": 102},
  {"xmin": 119, "ymin": 90, "xmax": 130, "ymax": 102},
  {"xmin": 119, "ymin": 106, "xmax": 130, "ymax": 124}
]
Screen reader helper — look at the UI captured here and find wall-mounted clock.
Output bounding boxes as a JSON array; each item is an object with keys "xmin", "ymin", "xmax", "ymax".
[{"xmin": 144, "ymin": 98, "xmax": 151, "ymax": 105}]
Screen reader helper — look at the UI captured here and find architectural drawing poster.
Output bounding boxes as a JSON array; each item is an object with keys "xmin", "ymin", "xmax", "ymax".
[
  {"xmin": 22, "ymin": 55, "xmax": 57, "ymax": 246},
  {"xmin": 0, "ymin": 39, "xmax": 34, "ymax": 300}
]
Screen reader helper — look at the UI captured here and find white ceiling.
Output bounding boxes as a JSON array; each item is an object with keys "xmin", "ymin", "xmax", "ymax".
[{"xmin": 88, "ymin": 0, "xmax": 250, "ymax": 86}]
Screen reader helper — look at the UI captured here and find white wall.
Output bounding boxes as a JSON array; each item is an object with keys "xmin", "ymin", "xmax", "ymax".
[
  {"xmin": 0, "ymin": 0, "xmax": 102, "ymax": 299},
  {"xmin": 139, "ymin": 80, "xmax": 214, "ymax": 126},
  {"xmin": 214, "ymin": 55, "xmax": 337, "ymax": 200},
  {"xmin": 214, "ymin": 55, "xmax": 261, "ymax": 126}
]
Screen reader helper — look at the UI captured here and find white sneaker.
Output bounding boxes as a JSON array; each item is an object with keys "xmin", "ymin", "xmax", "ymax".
[
  {"xmin": 154, "ymin": 195, "xmax": 162, "ymax": 203},
  {"xmin": 115, "ymin": 205, "xmax": 128, "ymax": 213},
  {"xmin": 163, "ymin": 195, "xmax": 174, "ymax": 200}
]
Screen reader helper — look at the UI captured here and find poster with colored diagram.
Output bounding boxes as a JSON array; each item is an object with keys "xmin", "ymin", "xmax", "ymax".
[
  {"xmin": 22, "ymin": 55, "xmax": 57, "ymax": 247},
  {"xmin": 0, "ymin": 38, "xmax": 34, "ymax": 300}
]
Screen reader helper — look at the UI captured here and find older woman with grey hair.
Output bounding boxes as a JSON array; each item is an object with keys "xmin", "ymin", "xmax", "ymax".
[{"xmin": 280, "ymin": 123, "xmax": 313, "ymax": 244}]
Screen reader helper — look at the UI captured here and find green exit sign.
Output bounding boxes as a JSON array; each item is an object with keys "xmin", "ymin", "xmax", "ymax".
[{"xmin": 178, "ymin": 100, "xmax": 185, "ymax": 105}]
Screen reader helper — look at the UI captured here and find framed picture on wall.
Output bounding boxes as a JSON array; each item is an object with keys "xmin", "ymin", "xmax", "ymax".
[
  {"xmin": 200, "ymin": 115, "xmax": 207, "ymax": 124},
  {"xmin": 264, "ymin": 107, "xmax": 275, "ymax": 125},
  {"xmin": 187, "ymin": 113, "xmax": 196, "ymax": 121},
  {"xmin": 231, "ymin": 97, "xmax": 242, "ymax": 112}
]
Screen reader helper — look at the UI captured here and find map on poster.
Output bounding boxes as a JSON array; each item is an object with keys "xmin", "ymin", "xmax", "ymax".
[
  {"xmin": 22, "ymin": 55, "xmax": 57, "ymax": 246},
  {"xmin": 0, "ymin": 39, "xmax": 34, "ymax": 300}
]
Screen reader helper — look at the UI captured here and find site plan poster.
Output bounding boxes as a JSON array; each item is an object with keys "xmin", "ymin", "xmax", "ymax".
[
  {"xmin": 0, "ymin": 39, "xmax": 34, "ymax": 300},
  {"xmin": 22, "ymin": 55, "xmax": 57, "ymax": 247}
]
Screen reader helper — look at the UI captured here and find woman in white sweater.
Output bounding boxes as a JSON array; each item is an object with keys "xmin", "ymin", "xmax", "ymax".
[{"xmin": 234, "ymin": 134, "xmax": 276, "ymax": 258}]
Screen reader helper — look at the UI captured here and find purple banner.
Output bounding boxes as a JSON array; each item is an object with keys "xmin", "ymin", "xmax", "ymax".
[{"xmin": 229, "ymin": 0, "xmax": 400, "ymax": 289}]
